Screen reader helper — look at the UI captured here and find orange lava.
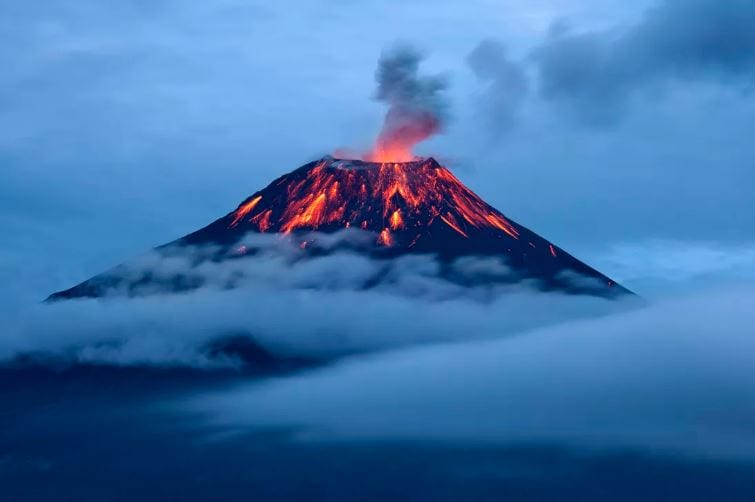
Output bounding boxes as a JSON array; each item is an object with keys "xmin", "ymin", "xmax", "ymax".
[
  {"xmin": 226, "ymin": 158, "xmax": 522, "ymax": 247},
  {"xmin": 366, "ymin": 143, "xmax": 415, "ymax": 163},
  {"xmin": 390, "ymin": 210, "xmax": 404, "ymax": 230},
  {"xmin": 253, "ymin": 209, "xmax": 273, "ymax": 232},
  {"xmin": 281, "ymin": 191, "xmax": 328, "ymax": 233},
  {"xmin": 440, "ymin": 213, "xmax": 469, "ymax": 238},
  {"xmin": 230, "ymin": 195, "xmax": 262, "ymax": 227},
  {"xmin": 378, "ymin": 228, "xmax": 393, "ymax": 247}
]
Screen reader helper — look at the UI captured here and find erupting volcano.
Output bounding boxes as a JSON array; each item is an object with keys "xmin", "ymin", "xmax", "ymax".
[
  {"xmin": 49, "ymin": 156, "xmax": 627, "ymax": 300},
  {"xmin": 189, "ymin": 157, "xmax": 522, "ymax": 245},
  {"xmin": 48, "ymin": 46, "xmax": 627, "ymax": 301}
]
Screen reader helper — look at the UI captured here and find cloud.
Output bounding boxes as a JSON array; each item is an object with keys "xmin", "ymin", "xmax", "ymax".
[
  {"xmin": 467, "ymin": 40, "xmax": 529, "ymax": 134},
  {"xmin": 534, "ymin": 0, "xmax": 755, "ymax": 125},
  {"xmin": 49, "ymin": 230, "xmax": 623, "ymax": 301},
  {"xmin": 187, "ymin": 284, "xmax": 755, "ymax": 460},
  {"xmin": 0, "ymin": 238, "xmax": 627, "ymax": 369}
]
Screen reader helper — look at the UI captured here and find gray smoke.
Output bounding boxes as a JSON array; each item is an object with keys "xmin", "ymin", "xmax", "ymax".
[
  {"xmin": 534, "ymin": 0, "xmax": 755, "ymax": 125},
  {"xmin": 467, "ymin": 40, "xmax": 529, "ymax": 135},
  {"xmin": 369, "ymin": 45, "xmax": 449, "ymax": 160}
]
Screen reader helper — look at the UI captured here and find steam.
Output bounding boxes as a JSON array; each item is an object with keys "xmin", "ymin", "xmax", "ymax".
[{"xmin": 367, "ymin": 45, "xmax": 448, "ymax": 162}]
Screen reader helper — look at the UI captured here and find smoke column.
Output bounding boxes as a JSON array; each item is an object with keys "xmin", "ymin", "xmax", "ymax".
[{"xmin": 367, "ymin": 45, "xmax": 448, "ymax": 162}]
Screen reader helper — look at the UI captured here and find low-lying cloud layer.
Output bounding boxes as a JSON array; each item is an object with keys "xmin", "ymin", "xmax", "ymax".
[
  {"xmin": 188, "ymin": 284, "xmax": 755, "ymax": 460},
  {"xmin": 2, "ymin": 237, "xmax": 627, "ymax": 369}
]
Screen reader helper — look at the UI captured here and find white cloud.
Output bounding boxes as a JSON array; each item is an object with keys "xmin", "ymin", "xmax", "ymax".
[
  {"xmin": 0, "ymin": 241, "xmax": 627, "ymax": 368},
  {"xmin": 186, "ymin": 284, "xmax": 755, "ymax": 460}
]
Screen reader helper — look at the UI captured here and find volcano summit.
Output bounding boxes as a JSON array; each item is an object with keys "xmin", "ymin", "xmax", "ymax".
[{"xmin": 49, "ymin": 157, "xmax": 628, "ymax": 300}]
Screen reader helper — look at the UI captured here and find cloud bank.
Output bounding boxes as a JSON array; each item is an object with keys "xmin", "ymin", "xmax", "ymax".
[
  {"xmin": 1, "ymin": 238, "xmax": 627, "ymax": 369},
  {"xmin": 188, "ymin": 284, "xmax": 755, "ymax": 460}
]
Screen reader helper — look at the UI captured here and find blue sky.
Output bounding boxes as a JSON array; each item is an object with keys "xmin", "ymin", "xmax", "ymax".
[{"xmin": 1, "ymin": 0, "xmax": 755, "ymax": 303}]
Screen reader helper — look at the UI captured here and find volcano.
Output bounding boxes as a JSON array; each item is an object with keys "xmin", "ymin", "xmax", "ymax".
[{"xmin": 49, "ymin": 157, "xmax": 628, "ymax": 300}]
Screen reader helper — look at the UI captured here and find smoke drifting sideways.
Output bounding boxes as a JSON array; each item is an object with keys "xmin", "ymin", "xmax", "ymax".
[
  {"xmin": 0, "ymin": 232, "xmax": 629, "ymax": 370},
  {"xmin": 187, "ymin": 283, "xmax": 755, "ymax": 461},
  {"xmin": 467, "ymin": 40, "xmax": 529, "ymax": 135},
  {"xmin": 533, "ymin": 0, "xmax": 755, "ymax": 126},
  {"xmin": 366, "ymin": 45, "xmax": 449, "ymax": 163}
]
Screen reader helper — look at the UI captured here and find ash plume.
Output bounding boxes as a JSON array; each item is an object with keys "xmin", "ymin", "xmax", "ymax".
[{"xmin": 368, "ymin": 45, "xmax": 448, "ymax": 162}]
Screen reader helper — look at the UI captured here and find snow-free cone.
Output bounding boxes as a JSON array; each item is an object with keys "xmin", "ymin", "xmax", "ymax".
[{"xmin": 49, "ymin": 157, "xmax": 629, "ymax": 300}]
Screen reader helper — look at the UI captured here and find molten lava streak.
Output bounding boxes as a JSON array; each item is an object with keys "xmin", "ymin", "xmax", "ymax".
[
  {"xmin": 224, "ymin": 157, "xmax": 523, "ymax": 250},
  {"xmin": 390, "ymin": 210, "xmax": 404, "ymax": 230},
  {"xmin": 230, "ymin": 195, "xmax": 262, "ymax": 227},
  {"xmin": 378, "ymin": 228, "xmax": 394, "ymax": 247}
]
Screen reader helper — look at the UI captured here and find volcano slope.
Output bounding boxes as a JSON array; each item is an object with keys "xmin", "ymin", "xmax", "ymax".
[{"xmin": 48, "ymin": 157, "xmax": 629, "ymax": 300}]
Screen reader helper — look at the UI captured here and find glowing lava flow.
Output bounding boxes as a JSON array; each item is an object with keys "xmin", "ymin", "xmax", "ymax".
[
  {"xmin": 229, "ymin": 195, "xmax": 262, "ymax": 227},
  {"xmin": 390, "ymin": 210, "xmax": 404, "ymax": 230},
  {"xmin": 226, "ymin": 157, "xmax": 521, "ymax": 248}
]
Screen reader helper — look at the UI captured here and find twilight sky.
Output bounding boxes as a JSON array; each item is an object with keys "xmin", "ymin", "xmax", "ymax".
[
  {"xmin": 2, "ymin": 0, "xmax": 755, "ymax": 303},
  {"xmin": 5, "ymin": 4, "xmax": 755, "ymax": 489}
]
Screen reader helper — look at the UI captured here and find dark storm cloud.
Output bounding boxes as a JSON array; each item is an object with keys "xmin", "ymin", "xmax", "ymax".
[
  {"xmin": 534, "ymin": 0, "xmax": 755, "ymax": 125},
  {"xmin": 467, "ymin": 40, "xmax": 529, "ymax": 134}
]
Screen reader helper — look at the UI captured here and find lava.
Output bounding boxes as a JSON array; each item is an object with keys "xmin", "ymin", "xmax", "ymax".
[
  {"xmin": 378, "ymin": 228, "xmax": 394, "ymax": 247},
  {"xmin": 230, "ymin": 195, "xmax": 262, "ymax": 227},
  {"xmin": 440, "ymin": 213, "xmax": 469, "ymax": 238},
  {"xmin": 223, "ymin": 157, "xmax": 522, "ymax": 249},
  {"xmin": 390, "ymin": 210, "xmax": 404, "ymax": 230}
]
